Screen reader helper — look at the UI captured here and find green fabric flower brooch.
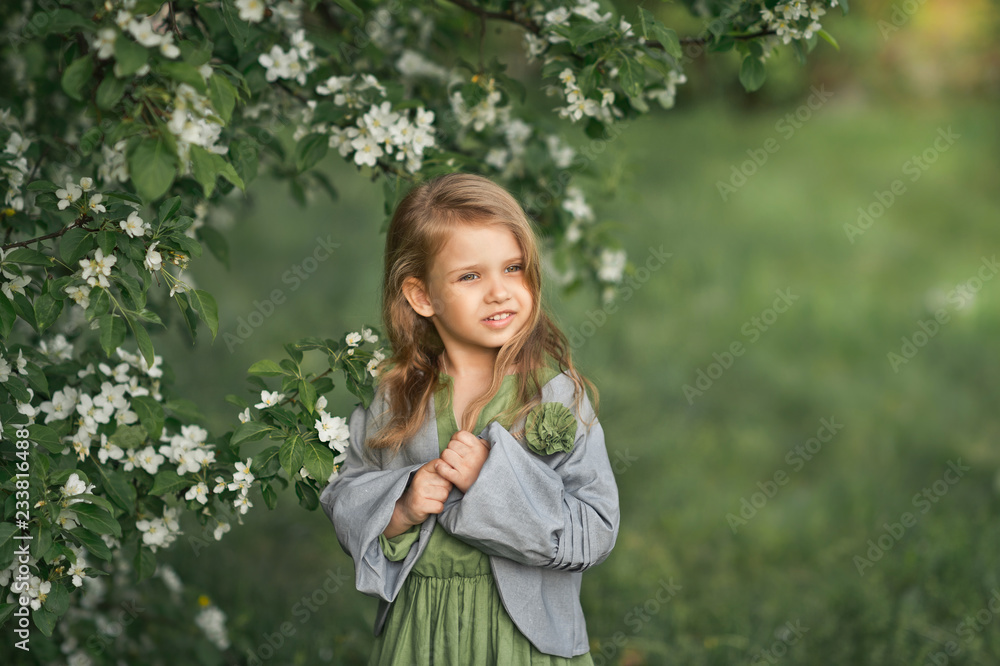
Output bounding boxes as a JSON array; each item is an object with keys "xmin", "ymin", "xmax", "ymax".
[{"xmin": 524, "ymin": 402, "xmax": 578, "ymax": 455}]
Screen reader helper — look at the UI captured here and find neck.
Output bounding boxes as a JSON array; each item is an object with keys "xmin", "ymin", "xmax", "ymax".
[{"xmin": 439, "ymin": 348, "xmax": 502, "ymax": 380}]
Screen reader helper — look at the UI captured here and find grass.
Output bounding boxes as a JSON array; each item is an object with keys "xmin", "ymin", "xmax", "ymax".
[{"xmin": 158, "ymin": 96, "xmax": 1000, "ymax": 665}]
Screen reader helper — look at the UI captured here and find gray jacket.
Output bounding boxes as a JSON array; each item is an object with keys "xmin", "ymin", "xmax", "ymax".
[{"xmin": 318, "ymin": 371, "xmax": 620, "ymax": 658}]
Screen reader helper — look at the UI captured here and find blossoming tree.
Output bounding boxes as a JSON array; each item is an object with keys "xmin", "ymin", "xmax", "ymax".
[{"xmin": 0, "ymin": 0, "xmax": 846, "ymax": 661}]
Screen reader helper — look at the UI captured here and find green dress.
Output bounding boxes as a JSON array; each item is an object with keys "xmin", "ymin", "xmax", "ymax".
[{"xmin": 368, "ymin": 369, "xmax": 595, "ymax": 666}]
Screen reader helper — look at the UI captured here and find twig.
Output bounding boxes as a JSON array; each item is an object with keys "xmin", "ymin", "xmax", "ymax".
[
  {"xmin": 444, "ymin": 0, "xmax": 541, "ymax": 34},
  {"xmin": 1, "ymin": 215, "xmax": 94, "ymax": 251}
]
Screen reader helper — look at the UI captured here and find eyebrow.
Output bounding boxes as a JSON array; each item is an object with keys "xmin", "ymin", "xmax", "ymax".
[{"xmin": 447, "ymin": 256, "xmax": 524, "ymax": 276}]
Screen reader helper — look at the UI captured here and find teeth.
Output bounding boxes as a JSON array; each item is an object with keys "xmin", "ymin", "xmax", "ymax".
[{"xmin": 487, "ymin": 313, "xmax": 511, "ymax": 321}]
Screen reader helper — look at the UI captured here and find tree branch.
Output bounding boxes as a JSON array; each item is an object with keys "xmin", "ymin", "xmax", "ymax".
[
  {"xmin": 678, "ymin": 28, "xmax": 776, "ymax": 46},
  {"xmin": 443, "ymin": 0, "xmax": 541, "ymax": 34},
  {"xmin": 0, "ymin": 214, "xmax": 94, "ymax": 250},
  {"xmin": 2, "ymin": 215, "xmax": 94, "ymax": 251}
]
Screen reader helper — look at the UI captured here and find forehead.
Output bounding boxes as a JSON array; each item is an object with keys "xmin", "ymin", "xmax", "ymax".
[{"xmin": 433, "ymin": 223, "xmax": 523, "ymax": 268}]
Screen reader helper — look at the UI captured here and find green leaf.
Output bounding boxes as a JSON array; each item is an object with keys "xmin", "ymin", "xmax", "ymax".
[
  {"xmin": 135, "ymin": 547, "xmax": 156, "ymax": 582},
  {"xmin": 108, "ymin": 424, "xmax": 147, "ymax": 450},
  {"xmin": 252, "ymin": 446, "xmax": 282, "ymax": 478},
  {"xmin": 260, "ymin": 480, "xmax": 278, "ymax": 509},
  {"xmin": 150, "ymin": 470, "xmax": 189, "ymax": 495},
  {"xmin": 248, "ymin": 359, "xmax": 285, "ymax": 376},
  {"xmin": 46, "ymin": 8, "xmax": 91, "ymax": 35},
  {"xmin": 208, "ymin": 74, "xmax": 237, "ymax": 124},
  {"xmin": 295, "ymin": 479, "xmax": 319, "ymax": 510},
  {"xmin": 4, "ymin": 247, "xmax": 54, "ymax": 266},
  {"xmin": 333, "ymin": 0, "xmax": 364, "ymax": 21},
  {"xmin": 26, "ymin": 180, "xmax": 58, "ymax": 191},
  {"xmin": 24, "ymin": 361, "xmax": 49, "ymax": 397},
  {"xmin": 71, "ymin": 504, "xmax": 122, "ymax": 537},
  {"xmin": 75, "ymin": 493, "xmax": 116, "ymax": 513},
  {"xmin": 44, "ymin": 581, "xmax": 70, "ymax": 616},
  {"xmin": 567, "ymin": 21, "xmax": 613, "ymax": 48},
  {"xmin": 98, "ymin": 314, "xmax": 127, "ymax": 357},
  {"xmin": 298, "ymin": 379, "xmax": 317, "ymax": 414},
  {"xmin": 190, "ymin": 144, "xmax": 220, "ymax": 198},
  {"xmin": 69, "ymin": 528, "xmax": 112, "ymax": 561},
  {"xmin": 4, "ymin": 377, "xmax": 31, "ymax": 403},
  {"xmin": 303, "ymin": 441, "xmax": 335, "ymax": 484},
  {"xmin": 33, "ymin": 607, "xmax": 58, "ymax": 636},
  {"xmin": 127, "ymin": 317, "xmax": 155, "ymax": 368},
  {"xmin": 739, "ymin": 55, "xmax": 767, "ymax": 92},
  {"xmin": 231, "ymin": 421, "xmax": 272, "ymax": 446},
  {"xmin": 34, "ymin": 293, "xmax": 63, "ymax": 332},
  {"xmin": 85, "ymin": 286, "xmax": 110, "ymax": 321},
  {"xmin": 189, "ymin": 289, "xmax": 218, "ymax": 339},
  {"xmin": 617, "ymin": 52, "xmax": 645, "ymax": 98},
  {"xmin": 28, "ymin": 425, "xmax": 61, "ymax": 453},
  {"xmin": 11, "ymin": 292, "xmax": 36, "ymax": 330},
  {"xmin": 637, "ymin": 8, "xmax": 682, "ymax": 59},
  {"xmin": 0, "ymin": 523, "xmax": 18, "ymax": 550},
  {"xmin": 817, "ymin": 29, "xmax": 840, "ymax": 51},
  {"xmin": 97, "ymin": 230, "xmax": 117, "ymax": 256},
  {"xmin": 190, "ymin": 147, "xmax": 244, "ymax": 197},
  {"xmin": 132, "ymin": 395, "xmax": 165, "ymax": 440},
  {"xmin": 165, "ymin": 398, "xmax": 204, "ymax": 422},
  {"xmin": 279, "ymin": 434, "xmax": 305, "ymax": 477},
  {"xmin": 0, "ymin": 604, "xmax": 15, "ymax": 628},
  {"xmin": 31, "ymin": 522, "xmax": 53, "ymax": 561},
  {"xmin": 95, "ymin": 466, "xmax": 136, "ymax": 513},
  {"xmin": 60, "ymin": 227, "xmax": 95, "ymax": 265},
  {"xmin": 61, "ymin": 55, "xmax": 94, "ymax": 101},
  {"xmin": 158, "ymin": 196, "xmax": 182, "ymax": 224},
  {"xmin": 294, "ymin": 133, "xmax": 329, "ymax": 174},
  {"xmin": 216, "ymin": 157, "xmax": 245, "ymax": 190},
  {"xmin": 230, "ymin": 136, "xmax": 259, "ymax": 185},
  {"xmin": 160, "ymin": 61, "xmax": 208, "ymax": 93},
  {"xmin": 198, "ymin": 226, "xmax": 230, "ymax": 269},
  {"xmin": 0, "ymin": 293, "xmax": 14, "ymax": 338},
  {"xmin": 128, "ymin": 136, "xmax": 177, "ymax": 203},
  {"xmin": 114, "ymin": 37, "xmax": 148, "ymax": 77},
  {"xmin": 96, "ymin": 75, "xmax": 128, "ymax": 109}
]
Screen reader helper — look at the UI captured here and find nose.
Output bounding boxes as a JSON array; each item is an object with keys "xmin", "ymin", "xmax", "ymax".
[{"xmin": 486, "ymin": 274, "xmax": 510, "ymax": 302}]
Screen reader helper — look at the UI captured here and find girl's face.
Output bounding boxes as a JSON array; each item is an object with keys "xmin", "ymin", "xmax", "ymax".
[{"xmin": 403, "ymin": 223, "xmax": 533, "ymax": 367}]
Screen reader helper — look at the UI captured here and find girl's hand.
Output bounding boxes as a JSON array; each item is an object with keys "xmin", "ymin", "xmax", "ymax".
[
  {"xmin": 386, "ymin": 460, "xmax": 453, "ymax": 537},
  {"xmin": 436, "ymin": 430, "xmax": 490, "ymax": 494}
]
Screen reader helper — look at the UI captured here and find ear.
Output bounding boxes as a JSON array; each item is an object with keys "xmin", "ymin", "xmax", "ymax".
[{"xmin": 402, "ymin": 276, "xmax": 435, "ymax": 317}]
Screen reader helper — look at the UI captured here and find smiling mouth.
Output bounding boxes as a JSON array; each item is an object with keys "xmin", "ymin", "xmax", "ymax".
[{"xmin": 484, "ymin": 312, "xmax": 515, "ymax": 321}]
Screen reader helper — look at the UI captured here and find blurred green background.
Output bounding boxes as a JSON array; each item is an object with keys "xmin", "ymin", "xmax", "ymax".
[{"xmin": 154, "ymin": 1, "xmax": 1000, "ymax": 664}]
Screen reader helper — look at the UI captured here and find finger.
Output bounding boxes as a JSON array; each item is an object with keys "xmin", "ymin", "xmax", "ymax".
[
  {"xmin": 440, "ymin": 448, "xmax": 466, "ymax": 470},
  {"xmin": 435, "ymin": 461, "xmax": 458, "ymax": 484},
  {"xmin": 452, "ymin": 430, "xmax": 484, "ymax": 449}
]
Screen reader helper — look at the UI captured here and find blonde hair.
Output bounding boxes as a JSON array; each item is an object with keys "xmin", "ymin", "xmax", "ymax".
[{"xmin": 368, "ymin": 172, "xmax": 597, "ymax": 459}]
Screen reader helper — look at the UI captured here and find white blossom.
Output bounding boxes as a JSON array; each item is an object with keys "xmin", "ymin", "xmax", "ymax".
[
  {"xmin": 315, "ymin": 413, "xmax": 349, "ymax": 451},
  {"xmin": 597, "ymin": 247, "xmax": 627, "ymax": 283},
  {"xmin": 236, "ymin": 0, "xmax": 266, "ymax": 23},
  {"xmin": 65, "ymin": 284, "xmax": 91, "ymax": 309},
  {"xmin": 120, "ymin": 211, "xmax": 148, "ymax": 237},
  {"xmin": 185, "ymin": 482, "xmax": 209, "ymax": 505},
  {"xmin": 255, "ymin": 390, "xmax": 284, "ymax": 409},
  {"xmin": 56, "ymin": 181, "xmax": 82, "ymax": 210},
  {"xmin": 196, "ymin": 606, "xmax": 230, "ymax": 650},
  {"xmin": 144, "ymin": 241, "xmax": 162, "ymax": 272}
]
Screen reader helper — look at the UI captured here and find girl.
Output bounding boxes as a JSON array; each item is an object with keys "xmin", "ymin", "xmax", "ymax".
[{"xmin": 320, "ymin": 172, "xmax": 620, "ymax": 664}]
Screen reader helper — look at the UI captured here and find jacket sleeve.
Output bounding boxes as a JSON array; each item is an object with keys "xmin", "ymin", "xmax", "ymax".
[
  {"xmin": 436, "ymin": 388, "xmax": 620, "ymax": 572},
  {"xmin": 318, "ymin": 399, "xmax": 425, "ymax": 601}
]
